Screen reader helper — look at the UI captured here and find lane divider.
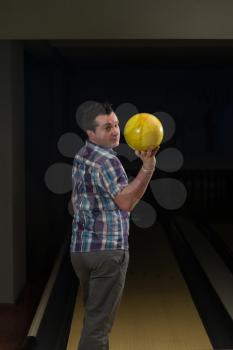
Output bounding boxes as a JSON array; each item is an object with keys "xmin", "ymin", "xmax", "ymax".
[
  {"xmin": 22, "ymin": 238, "xmax": 68, "ymax": 349},
  {"xmin": 175, "ymin": 215, "xmax": 233, "ymax": 321}
]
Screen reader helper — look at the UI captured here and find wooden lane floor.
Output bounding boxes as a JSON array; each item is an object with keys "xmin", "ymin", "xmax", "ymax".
[
  {"xmin": 66, "ymin": 289, "xmax": 84, "ymax": 350},
  {"xmin": 174, "ymin": 215, "xmax": 233, "ymax": 321},
  {"xmin": 67, "ymin": 222, "xmax": 212, "ymax": 350}
]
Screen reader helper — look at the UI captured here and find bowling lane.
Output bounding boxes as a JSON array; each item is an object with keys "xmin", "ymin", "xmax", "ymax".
[
  {"xmin": 67, "ymin": 222, "xmax": 212, "ymax": 350},
  {"xmin": 66, "ymin": 290, "xmax": 84, "ymax": 350},
  {"xmin": 174, "ymin": 214, "xmax": 233, "ymax": 321}
]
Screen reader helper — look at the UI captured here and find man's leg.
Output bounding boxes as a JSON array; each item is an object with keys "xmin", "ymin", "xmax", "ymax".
[{"xmin": 71, "ymin": 250, "xmax": 129, "ymax": 350}]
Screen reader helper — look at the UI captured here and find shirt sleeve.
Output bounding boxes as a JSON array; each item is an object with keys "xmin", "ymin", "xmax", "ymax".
[{"xmin": 100, "ymin": 156, "xmax": 128, "ymax": 198}]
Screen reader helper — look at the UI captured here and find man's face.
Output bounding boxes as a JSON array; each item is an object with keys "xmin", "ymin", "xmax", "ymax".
[{"xmin": 87, "ymin": 112, "xmax": 120, "ymax": 148}]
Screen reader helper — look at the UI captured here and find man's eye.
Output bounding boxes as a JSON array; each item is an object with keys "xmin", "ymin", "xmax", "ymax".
[{"xmin": 105, "ymin": 126, "xmax": 111, "ymax": 131}]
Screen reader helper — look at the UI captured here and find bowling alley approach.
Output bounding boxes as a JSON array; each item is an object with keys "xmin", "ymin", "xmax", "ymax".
[
  {"xmin": 1, "ymin": 33, "xmax": 233, "ymax": 350},
  {"xmin": 20, "ymin": 208, "xmax": 233, "ymax": 350}
]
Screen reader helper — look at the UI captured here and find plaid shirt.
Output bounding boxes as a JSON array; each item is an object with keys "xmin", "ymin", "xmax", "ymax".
[{"xmin": 71, "ymin": 140, "xmax": 129, "ymax": 252}]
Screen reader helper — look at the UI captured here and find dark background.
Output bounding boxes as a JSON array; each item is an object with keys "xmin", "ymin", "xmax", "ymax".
[{"xmin": 24, "ymin": 40, "xmax": 233, "ymax": 281}]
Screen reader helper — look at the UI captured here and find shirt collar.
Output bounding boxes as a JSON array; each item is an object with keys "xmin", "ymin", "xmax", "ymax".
[{"xmin": 86, "ymin": 140, "xmax": 117, "ymax": 155}]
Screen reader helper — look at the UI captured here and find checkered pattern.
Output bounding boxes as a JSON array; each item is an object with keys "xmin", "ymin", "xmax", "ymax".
[{"xmin": 71, "ymin": 141, "xmax": 129, "ymax": 252}]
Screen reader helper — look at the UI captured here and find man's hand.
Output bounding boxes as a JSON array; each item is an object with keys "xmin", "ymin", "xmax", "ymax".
[{"xmin": 135, "ymin": 146, "xmax": 160, "ymax": 170}]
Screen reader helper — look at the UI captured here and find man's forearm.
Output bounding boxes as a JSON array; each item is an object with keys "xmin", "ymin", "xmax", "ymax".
[{"xmin": 114, "ymin": 166, "xmax": 155, "ymax": 211}]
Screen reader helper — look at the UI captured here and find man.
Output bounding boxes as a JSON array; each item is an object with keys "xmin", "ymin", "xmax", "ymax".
[{"xmin": 71, "ymin": 102, "xmax": 158, "ymax": 350}]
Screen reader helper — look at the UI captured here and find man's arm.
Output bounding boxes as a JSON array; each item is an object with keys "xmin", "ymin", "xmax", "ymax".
[{"xmin": 114, "ymin": 147, "xmax": 159, "ymax": 212}]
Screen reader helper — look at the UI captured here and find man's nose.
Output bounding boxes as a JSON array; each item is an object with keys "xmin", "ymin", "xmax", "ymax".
[{"xmin": 112, "ymin": 128, "xmax": 119, "ymax": 136}]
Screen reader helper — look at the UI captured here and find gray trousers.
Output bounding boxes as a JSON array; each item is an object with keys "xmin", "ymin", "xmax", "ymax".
[{"xmin": 71, "ymin": 250, "xmax": 129, "ymax": 350}]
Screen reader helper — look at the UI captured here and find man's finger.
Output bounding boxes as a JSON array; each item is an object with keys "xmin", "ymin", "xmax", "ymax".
[{"xmin": 153, "ymin": 146, "xmax": 160, "ymax": 156}]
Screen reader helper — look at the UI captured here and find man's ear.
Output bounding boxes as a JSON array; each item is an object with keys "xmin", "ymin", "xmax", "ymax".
[
  {"xmin": 86, "ymin": 129, "xmax": 95, "ymax": 139},
  {"xmin": 86, "ymin": 130, "xmax": 95, "ymax": 140}
]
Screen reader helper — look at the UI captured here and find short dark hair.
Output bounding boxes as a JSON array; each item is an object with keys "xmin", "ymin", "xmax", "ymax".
[{"xmin": 79, "ymin": 101, "xmax": 113, "ymax": 132}]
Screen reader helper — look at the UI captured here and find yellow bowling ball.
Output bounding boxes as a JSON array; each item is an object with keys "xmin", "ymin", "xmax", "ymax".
[{"xmin": 124, "ymin": 113, "xmax": 164, "ymax": 151}]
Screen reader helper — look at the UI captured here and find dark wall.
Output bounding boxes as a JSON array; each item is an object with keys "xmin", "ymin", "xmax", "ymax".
[
  {"xmin": 68, "ymin": 63, "xmax": 233, "ymax": 166},
  {"xmin": 24, "ymin": 49, "xmax": 233, "ymax": 280},
  {"xmin": 68, "ymin": 61, "xmax": 233, "ymax": 214},
  {"xmin": 24, "ymin": 53, "xmax": 71, "ymax": 280}
]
